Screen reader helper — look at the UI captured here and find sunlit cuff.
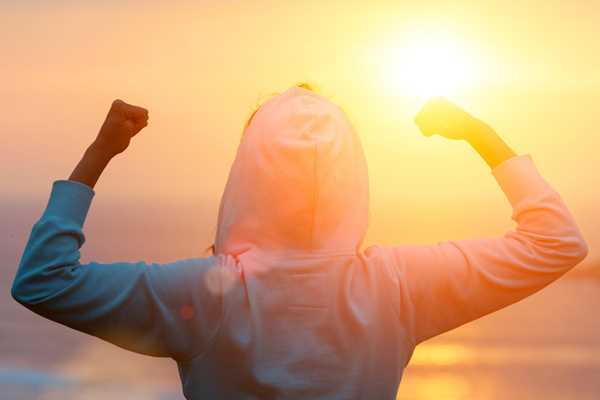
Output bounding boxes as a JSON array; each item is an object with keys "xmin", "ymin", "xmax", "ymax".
[
  {"xmin": 491, "ymin": 154, "xmax": 552, "ymax": 207},
  {"xmin": 43, "ymin": 180, "xmax": 95, "ymax": 227}
]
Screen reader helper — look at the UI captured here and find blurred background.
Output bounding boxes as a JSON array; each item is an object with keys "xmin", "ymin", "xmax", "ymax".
[{"xmin": 1, "ymin": 0, "xmax": 599, "ymax": 398}]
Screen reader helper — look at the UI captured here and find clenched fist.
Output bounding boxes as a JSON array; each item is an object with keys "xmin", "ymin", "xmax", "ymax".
[
  {"xmin": 414, "ymin": 97, "xmax": 489, "ymax": 141},
  {"xmin": 92, "ymin": 99, "xmax": 149, "ymax": 157}
]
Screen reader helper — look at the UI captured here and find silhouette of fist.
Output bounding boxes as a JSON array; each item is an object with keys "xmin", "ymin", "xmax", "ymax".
[
  {"xmin": 93, "ymin": 99, "xmax": 149, "ymax": 157},
  {"xmin": 414, "ymin": 97, "xmax": 487, "ymax": 141}
]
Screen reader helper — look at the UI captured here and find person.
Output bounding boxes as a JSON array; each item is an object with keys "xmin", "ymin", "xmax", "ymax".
[{"xmin": 12, "ymin": 85, "xmax": 588, "ymax": 399}]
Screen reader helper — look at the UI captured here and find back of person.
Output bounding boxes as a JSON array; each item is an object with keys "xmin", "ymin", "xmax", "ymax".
[
  {"xmin": 182, "ymin": 252, "xmax": 409, "ymax": 399},
  {"xmin": 178, "ymin": 88, "xmax": 411, "ymax": 397},
  {"xmin": 12, "ymin": 85, "xmax": 588, "ymax": 399}
]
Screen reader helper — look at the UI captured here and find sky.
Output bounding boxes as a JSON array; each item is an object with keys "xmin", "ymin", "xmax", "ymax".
[{"xmin": 1, "ymin": 0, "xmax": 599, "ymax": 265}]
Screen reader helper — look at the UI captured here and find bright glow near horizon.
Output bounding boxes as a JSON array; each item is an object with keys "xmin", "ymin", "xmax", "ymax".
[{"xmin": 1, "ymin": 1, "xmax": 597, "ymax": 263}]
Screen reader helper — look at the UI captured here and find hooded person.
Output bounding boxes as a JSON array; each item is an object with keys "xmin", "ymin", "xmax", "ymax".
[{"xmin": 12, "ymin": 85, "xmax": 588, "ymax": 399}]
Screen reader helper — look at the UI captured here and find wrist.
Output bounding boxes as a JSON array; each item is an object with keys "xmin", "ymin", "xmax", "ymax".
[
  {"xmin": 68, "ymin": 142, "xmax": 113, "ymax": 189},
  {"xmin": 465, "ymin": 124, "xmax": 516, "ymax": 169},
  {"xmin": 464, "ymin": 119, "xmax": 495, "ymax": 144},
  {"xmin": 87, "ymin": 141, "xmax": 117, "ymax": 162}
]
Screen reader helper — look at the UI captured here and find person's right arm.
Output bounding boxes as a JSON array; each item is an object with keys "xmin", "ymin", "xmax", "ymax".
[
  {"xmin": 385, "ymin": 98, "xmax": 588, "ymax": 345},
  {"xmin": 10, "ymin": 178, "xmax": 225, "ymax": 360},
  {"xmin": 11, "ymin": 99, "xmax": 226, "ymax": 360}
]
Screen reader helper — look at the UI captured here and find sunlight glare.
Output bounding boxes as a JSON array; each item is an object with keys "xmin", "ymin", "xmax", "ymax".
[{"xmin": 373, "ymin": 29, "xmax": 482, "ymax": 100}]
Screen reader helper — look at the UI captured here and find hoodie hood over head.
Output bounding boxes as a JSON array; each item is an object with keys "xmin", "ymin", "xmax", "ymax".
[{"xmin": 214, "ymin": 86, "xmax": 369, "ymax": 257}]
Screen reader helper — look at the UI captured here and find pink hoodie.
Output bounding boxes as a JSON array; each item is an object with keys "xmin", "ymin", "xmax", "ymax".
[{"xmin": 193, "ymin": 86, "xmax": 586, "ymax": 398}]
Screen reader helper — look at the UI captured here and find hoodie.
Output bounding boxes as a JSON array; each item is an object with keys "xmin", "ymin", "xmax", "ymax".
[{"xmin": 12, "ymin": 86, "xmax": 588, "ymax": 399}]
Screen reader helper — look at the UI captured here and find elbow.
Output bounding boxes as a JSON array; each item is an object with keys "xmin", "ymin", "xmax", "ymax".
[
  {"xmin": 11, "ymin": 258, "xmax": 34, "ymax": 306},
  {"xmin": 553, "ymin": 234, "xmax": 589, "ymax": 269},
  {"xmin": 570, "ymin": 235, "xmax": 589, "ymax": 266},
  {"xmin": 11, "ymin": 271, "xmax": 42, "ymax": 308},
  {"xmin": 11, "ymin": 278, "xmax": 28, "ymax": 306},
  {"xmin": 520, "ymin": 231, "xmax": 589, "ymax": 271}
]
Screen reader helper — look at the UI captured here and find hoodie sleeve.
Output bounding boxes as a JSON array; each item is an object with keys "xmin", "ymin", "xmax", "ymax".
[
  {"xmin": 384, "ymin": 154, "xmax": 588, "ymax": 345},
  {"xmin": 11, "ymin": 180, "xmax": 223, "ymax": 360}
]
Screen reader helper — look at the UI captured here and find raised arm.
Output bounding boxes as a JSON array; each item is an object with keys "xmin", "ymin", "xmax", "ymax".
[
  {"xmin": 11, "ymin": 100, "xmax": 225, "ymax": 360},
  {"xmin": 414, "ymin": 97, "xmax": 516, "ymax": 168},
  {"xmin": 69, "ymin": 99, "xmax": 148, "ymax": 188},
  {"xmin": 385, "ymin": 98, "xmax": 588, "ymax": 344}
]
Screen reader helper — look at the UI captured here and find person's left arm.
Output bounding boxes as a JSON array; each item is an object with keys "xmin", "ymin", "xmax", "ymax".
[
  {"xmin": 68, "ymin": 98, "xmax": 148, "ymax": 189},
  {"xmin": 11, "ymin": 100, "xmax": 224, "ymax": 359}
]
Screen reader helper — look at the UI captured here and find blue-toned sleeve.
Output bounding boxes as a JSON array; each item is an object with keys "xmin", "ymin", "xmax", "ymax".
[{"xmin": 11, "ymin": 180, "xmax": 224, "ymax": 360}]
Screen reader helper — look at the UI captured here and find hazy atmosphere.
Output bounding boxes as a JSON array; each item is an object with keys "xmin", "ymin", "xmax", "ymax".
[{"xmin": 1, "ymin": 1, "xmax": 599, "ymax": 399}]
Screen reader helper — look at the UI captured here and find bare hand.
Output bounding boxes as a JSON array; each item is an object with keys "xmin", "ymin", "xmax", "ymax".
[
  {"xmin": 414, "ymin": 97, "xmax": 516, "ymax": 168},
  {"xmin": 92, "ymin": 99, "xmax": 149, "ymax": 157},
  {"xmin": 414, "ymin": 97, "xmax": 488, "ymax": 141}
]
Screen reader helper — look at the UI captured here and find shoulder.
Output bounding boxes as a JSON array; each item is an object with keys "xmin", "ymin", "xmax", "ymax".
[{"xmin": 152, "ymin": 256, "xmax": 240, "ymax": 300}]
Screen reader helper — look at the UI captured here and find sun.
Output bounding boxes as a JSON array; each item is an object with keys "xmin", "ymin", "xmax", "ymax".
[{"xmin": 372, "ymin": 29, "xmax": 482, "ymax": 100}]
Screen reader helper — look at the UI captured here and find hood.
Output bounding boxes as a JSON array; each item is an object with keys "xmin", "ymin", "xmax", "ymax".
[{"xmin": 214, "ymin": 86, "xmax": 369, "ymax": 257}]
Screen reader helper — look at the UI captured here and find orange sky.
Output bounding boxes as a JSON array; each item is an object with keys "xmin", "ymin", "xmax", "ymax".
[{"xmin": 2, "ymin": 1, "xmax": 599, "ymax": 264}]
